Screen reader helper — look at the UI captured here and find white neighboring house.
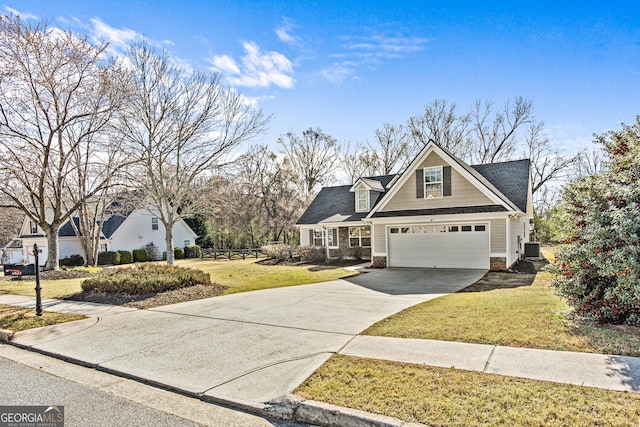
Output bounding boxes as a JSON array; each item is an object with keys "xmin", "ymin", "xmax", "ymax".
[{"xmin": 5, "ymin": 203, "xmax": 198, "ymax": 265}]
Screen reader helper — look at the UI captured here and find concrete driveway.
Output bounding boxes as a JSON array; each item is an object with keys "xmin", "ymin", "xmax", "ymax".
[{"xmin": 12, "ymin": 268, "xmax": 486, "ymax": 406}]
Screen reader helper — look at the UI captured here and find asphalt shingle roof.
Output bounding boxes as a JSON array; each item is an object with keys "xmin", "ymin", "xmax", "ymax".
[
  {"xmin": 296, "ymin": 175, "xmax": 395, "ymax": 225},
  {"xmin": 297, "ymin": 158, "xmax": 530, "ymax": 225}
]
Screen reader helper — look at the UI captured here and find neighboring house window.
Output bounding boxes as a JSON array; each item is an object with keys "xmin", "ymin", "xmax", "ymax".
[
  {"xmin": 151, "ymin": 217, "xmax": 159, "ymax": 230},
  {"xmin": 349, "ymin": 226, "xmax": 371, "ymax": 247},
  {"xmin": 29, "ymin": 221, "xmax": 37, "ymax": 234},
  {"xmin": 99, "ymin": 243, "xmax": 108, "ymax": 252},
  {"xmin": 356, "ymin": 189, "xmax": 369, "ymax": 212},
  {"xmin": 312, "ymin": 228, "xmax": 337, "ymax": 247},
  {"xmin": 424, "ymin": 166, "xmax": 443, "ymax": 198},
  {"xmin": 184, "ymin": 240, "xmax": 190, "ymax": 247}
]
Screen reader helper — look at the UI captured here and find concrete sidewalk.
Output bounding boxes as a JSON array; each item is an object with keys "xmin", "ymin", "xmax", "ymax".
[
  {"xmin": 2, "ymin": 293, "xmax": 639, "ymax": 394},
  {"xmin": 0, "ymin": 294, "xmax": 135, "ymax": 317},
  {"xmin": 340, "ymin": 335, "xmax": 640, "ymax": 393}
]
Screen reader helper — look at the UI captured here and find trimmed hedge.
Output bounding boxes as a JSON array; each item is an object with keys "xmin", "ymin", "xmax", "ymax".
[
  {"xmin": 98, "ymin": 251, "xmax": 120, "ymax": 266},
  {"xmin": 184, "ymin": 245, "xmax": 202, "ymax": 258},
  {"xmin": 81, "ymin": 264, "xmax": 211, "ymax": 294},
  {"xmin": 132, "ymin": 249, "xmax": 148, "ymax": 262},
  {"xmin": 117, "ymin": 250, "xmax": 132, "ymax": 264},
  {"xmin": 60, "ymin": 254, "xmax": 84, "ymax": 267},
  {"xmin": 174, "ymin": 247, "xmax": 185, "ymax": 260}
]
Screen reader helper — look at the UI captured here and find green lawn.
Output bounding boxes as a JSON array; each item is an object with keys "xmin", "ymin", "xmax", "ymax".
[
  {"xmin": 175, "ymin": 258, "xmax": 357, "ymax": 294},
  {"xmin": 363, "ymin": 247, "xmax": 640, "ymax": 356},
  {"xmin": 0, "ymin": 259, "xmax": 358, "ymax": 299},
  {"xmin": 0, "ymin": 277, "xmax": 87, "ymax": 299},
  {"xmin": 0, "ymin": 304, "xmax": 86, "ymax": 332},
  {"xmin": 296, "ymin": 355, "xmax": 640, "ymax": 427}
]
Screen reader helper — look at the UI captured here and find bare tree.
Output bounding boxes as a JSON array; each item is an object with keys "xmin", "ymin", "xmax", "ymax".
[
  {"xmin": 339, "ymin": 141, "xmax": 378, "ymax": 184},
  {"xmin": 0, "ymin": 206, "xmax": 23, "ymax": 245},
  {"xmin": 469, "ymin": 96, "xmax": 533, "ymax": 163},
  {"xmin": 407, "ymin": 99, "xmax": 471, "ymax": 159},
  {"xmin": 0, "ymin": 15, "xmax": 127, "ymax": 269},
  {"xmin": 526, "ymin": 120, "xmax": 579, "ymax": 194},
  {"xmin": 120, "ymin": 42, "xmax": 268, "ymax": 265},
  {"xmin": 369, "ymin": 124, "xmax": 412, "ymax": 174},
  {"xmin": 277, "ymin": 127, "xmax": 339, "ymax": 195},
  {"xmin": 572, "ymin": 147, "xmax": 605, "ymax": 177}
]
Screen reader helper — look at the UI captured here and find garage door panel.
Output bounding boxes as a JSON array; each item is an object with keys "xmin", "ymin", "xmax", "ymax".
[{"xmin": 388, "ymin": 225, "xmax": 489, "ymax": 269}]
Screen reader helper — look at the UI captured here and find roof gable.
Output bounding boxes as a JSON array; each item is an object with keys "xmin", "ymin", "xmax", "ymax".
[
  {"xmin": 296, "ymin": 175, "xmax": 395, "ymax": 225},
  {"xmin": 370, "ymin": 141, "xmax": 523, "ymax": 216}
]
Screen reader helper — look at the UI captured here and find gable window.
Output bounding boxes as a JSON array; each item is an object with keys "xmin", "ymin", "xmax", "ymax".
[
  {"xmin": 29, "ymin": 221, "xmax": 37, "ymax": 234},
  {"xmin": 356, "ymin": 189, "xmax": 369, "ymax": 212},
  {"xmin": 312, "ymin": 228, "xmax": 338, "ymax": 247},
  {"xmin": 349, "ymin": 226, "xmax": 371, "ymax": 247},
  {"xmin": 151, "ymin": 217, "xmax": 159, "ymax": 230},
  {"xmin": 424, "ymin": 166, "xmax": 443, "ymax": 198}
]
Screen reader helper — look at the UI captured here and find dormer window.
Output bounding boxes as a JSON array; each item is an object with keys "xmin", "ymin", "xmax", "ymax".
[
  {"xmin": 29, "ymin": 221, "xmax": 37, "ymax": 234},
  {"xmin": 356, "ymin": 188, "xmax": 369, "ymax": 212}
]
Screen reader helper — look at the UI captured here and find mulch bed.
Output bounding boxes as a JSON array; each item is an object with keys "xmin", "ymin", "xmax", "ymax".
[
  {"xmin": 460, "ymin": 259, "xmax": 541, "ymax": 292},
  {"xmin": 66, "ymin": 283, "xmax": 228, "ymax": 310}
]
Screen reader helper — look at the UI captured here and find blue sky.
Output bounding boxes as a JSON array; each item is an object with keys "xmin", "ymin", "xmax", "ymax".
[{"xmin": 5, "ymin": 1, "xmax": 640, "ymax": 156}]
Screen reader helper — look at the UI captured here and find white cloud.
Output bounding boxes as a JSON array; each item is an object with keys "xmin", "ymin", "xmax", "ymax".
[
  {"xmin": 211, "ymin": 55, "xmax": 241, "ymax": 75},
  {"xmin": 4, "ymin": 6, "xmax": 38, "ymax": 20},
  {"xmin": 320, "ymin": 29, "xmax": 429, "ymax": 85},
  {"xmin": 209, "ymin": 41, "xmax": 295, "ymax": 89},
  {"xmin": 89, "ymin": 18, "xmax": 139, "ymax": 51},
  {"xmin": 321, "ymin": 62, "xmax": 357, "ymax": 85},
  {"xmin": 275, "ymin": 18, "xmax": 299, "ymax": 45}
]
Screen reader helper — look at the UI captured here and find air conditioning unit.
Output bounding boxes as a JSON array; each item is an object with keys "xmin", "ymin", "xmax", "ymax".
[{"xmin": 524, "ymin": 242, "xmax": 541, "ymax": 258}]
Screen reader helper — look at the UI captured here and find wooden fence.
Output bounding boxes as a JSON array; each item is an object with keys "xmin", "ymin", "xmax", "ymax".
[{"xmin": 201, "ymin": 248, "xmax": 263, "ymax": 260}]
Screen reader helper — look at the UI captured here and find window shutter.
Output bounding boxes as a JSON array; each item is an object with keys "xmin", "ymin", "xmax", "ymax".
[
  {"xmin": 416, "ymin": 169, "xmax": 424, "ymax": 198},
  {"xmin": 332, "ymin": 229, "xmax": 338, "ymax": 247},
  {"xmin": 309, "ymin": 230, "xmax": 314, "ymax": 245},
  {"xmin": 443, "ymin": 166, "xmax": 452, "ymax": 196}
]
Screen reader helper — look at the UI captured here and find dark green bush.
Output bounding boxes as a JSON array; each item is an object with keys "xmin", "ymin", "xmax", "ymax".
[
  {"xmin": 60, "ymin": 254, "xmax": 84, "ymax": 267},
  {"xmin": 174, "ymin": 247, "xmax": 185, "ymax": 260},
  {"xmin": 81, "ymin": 264, "xmax": 211, "ymax": 294},
  {"xmin": 117, "ymin": 250, "xmax": 132, "ymax": 264},
  {"xmin": 97, "ymin": 251, "xmax": 120, "ymax": 266},
  {"xmin": 184, "ymin": 245, "xmax": 201, "ymax": 258},
  {"xmin": 132, "ymin": 249, "xmax": 148, "ymax": 262}
]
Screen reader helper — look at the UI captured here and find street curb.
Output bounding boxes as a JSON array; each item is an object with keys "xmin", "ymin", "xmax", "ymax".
[
  {"xmin": 7, "ymin": 342, "xmax": 426, "ymax": 427},
  {"xmin": 0, "ymin": 329, "xmax": 14, "ymax": 342},
  {"xmin": 267, "ymin": 395, "xmax": 427, "ymax": 427}
]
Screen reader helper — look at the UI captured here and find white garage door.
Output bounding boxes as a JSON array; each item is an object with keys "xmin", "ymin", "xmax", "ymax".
[{"xmin": 388, "ymin": 224, "xmax": 489, "ymax": 269}]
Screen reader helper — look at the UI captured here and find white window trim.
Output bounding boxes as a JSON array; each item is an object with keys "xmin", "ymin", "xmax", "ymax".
[
  {"xmin": 151, "ymin": 217, "xmax": 159, "ymax": 230},
  {"xmin": 355, "ymin": 188, "xmax": 370, "ymax": 212},
  {"xmin": 313, "ymin": 228, "xmax": 339, "ymax": 248},
  {"xmin": 424, "ymin": 166, "xmax": 443, "ymax": 199},
  {"xmin": 349, "ymin": 226, "xmax": 371, "ymax": 248}
]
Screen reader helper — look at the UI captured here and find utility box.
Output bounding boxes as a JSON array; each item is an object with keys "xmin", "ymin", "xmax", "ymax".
[{"xmin": 524, "ymin": 242, "xmax": 541, "ymax": 258}]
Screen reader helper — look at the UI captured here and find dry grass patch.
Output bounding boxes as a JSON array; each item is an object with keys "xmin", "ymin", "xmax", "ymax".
[
  {"xmin": 0, "ymin": 304, "xmax": 85, "ymax": 332},
  {"xmin": 296, "ymin": 355, "xmax": 640, "ymax": 427}
]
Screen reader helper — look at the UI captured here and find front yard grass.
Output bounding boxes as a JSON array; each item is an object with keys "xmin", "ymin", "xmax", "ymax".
[
  {"xmin": 175, "ymin": 258, "xmax": 358, "ymax": 294},
  {"xmin": 0, "ymin": 277, "xmax": 87, "ymax": 300},
  {"xmin": 296, "ymin": 355, "xmax": 640, "ymax": 427},
  {"xmin": 363, "ymin": 249, "xmax": 640, "ymax": 357},
  {"xmin": 0, "ymin": 304, "xmax": 85, "ymax": 332},
  {"xmin": 0, "ymin": 259, "xmax": 358, "ymax": 301}
]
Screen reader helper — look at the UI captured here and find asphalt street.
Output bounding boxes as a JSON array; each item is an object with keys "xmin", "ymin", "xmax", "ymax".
[{"xmin": 0, "ymin": 346, "xmax": 307, "ymax": 427}]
